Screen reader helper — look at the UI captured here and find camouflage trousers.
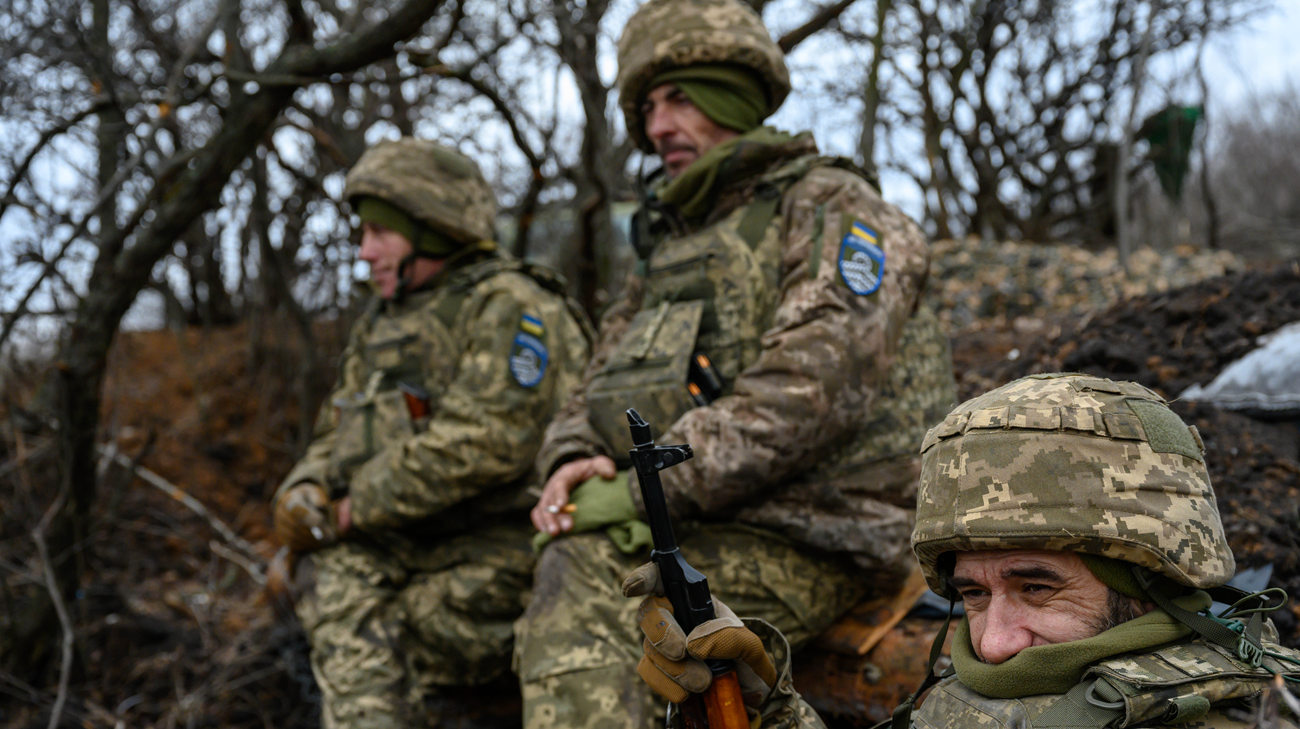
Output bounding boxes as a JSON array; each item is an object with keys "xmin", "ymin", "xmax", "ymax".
[
  {"xmin": 295, "ymin": 522, "xmax": 535, "ymax": 729},
  {"xmin": 513, "ymin": 525, "xmax": 869, "ymax": 729}
]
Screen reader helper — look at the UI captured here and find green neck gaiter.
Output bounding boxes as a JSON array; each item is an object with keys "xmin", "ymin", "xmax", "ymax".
[
  {"xmin": 653, "ymin": 126, "xmax": 802, "ymax": 220},
  {"xmin": 650, "ymin": 64, "xmax": 769, "ymax": 134},
  {"xmin": 356, "ymin": 196, "xmax": 461, "ymax": 258},
  {"xmin": 951, "ymin": 591, "xmax": 1211, "ymax": 699}
]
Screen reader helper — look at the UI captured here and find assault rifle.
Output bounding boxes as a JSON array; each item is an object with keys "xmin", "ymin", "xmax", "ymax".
[{"xmin": 626, "ymin": 409, "xmax": 749, "ymax": 729}]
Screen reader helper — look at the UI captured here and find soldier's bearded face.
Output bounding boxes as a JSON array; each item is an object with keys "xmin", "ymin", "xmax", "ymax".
[
  {"xmin": 642, "ymin": 83, "xmax": 740, "ymax": 178},
  {"xmin": 950, "ymin": 550, "xmax": 1148, "ymax": 665},
  {"xmin": 359, "ymin": 222, "xmax": 443, "ymax": 299}
]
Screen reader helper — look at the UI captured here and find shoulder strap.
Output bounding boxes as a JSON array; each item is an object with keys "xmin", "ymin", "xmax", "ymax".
[
  {"xmin": 428, "ymin": 256, "xmax": 594, "ymax": 345},
  {"xmin": 1032, "ymin": 679, "xmax": 1126, "ymax": 729},
  {"xmin": 732, "ymin": 154, "xmax": 818, "ymax": 251},
  {"xmin": 734, "ymin": 184, "xmax": 783, "ymax": 251},
  {"xmin": 734, "ymin": 154, "xmax": 881, "ymax": 252},
  {"xmin": 429, "ymin": 288, "xmax": 471, "ymax": 333},
  {"xmin": 426, "ymin": 256, "xmax": 515, "ymax": 331}
]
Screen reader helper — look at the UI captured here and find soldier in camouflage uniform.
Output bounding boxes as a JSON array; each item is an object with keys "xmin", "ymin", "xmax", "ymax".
[
  {"xmin": 272, "ymin": 138, "xmax": 591, "ymax": 729},
  {"xmin": 514, "ymin": 1, "xmax": 957, "ymax": 727},
  {"xmin": 628, "ymin": 373, "xmax": 1300, "ymax": 729}
]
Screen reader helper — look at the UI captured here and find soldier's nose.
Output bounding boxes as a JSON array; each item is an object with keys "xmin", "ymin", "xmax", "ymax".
[
  {"xmin": 976, "ymin": 599, "xmax": 1033, "ymax": 664},
  {"xmin": 358, "ymin": 229, "xmax": 381, "ymax": 261}
]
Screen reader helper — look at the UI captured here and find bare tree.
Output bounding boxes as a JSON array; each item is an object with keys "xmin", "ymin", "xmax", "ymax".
[
  {"xmin": 0, "ymin": 0, "xmax": 454, "ymax": 678},
  {"xmin": 830, "ymin": 0, "xmax": 1263, "ymax": 243},
  {"xmin": 1198, "ymin": 83, "xmax": 1300, "ymax": 258}
]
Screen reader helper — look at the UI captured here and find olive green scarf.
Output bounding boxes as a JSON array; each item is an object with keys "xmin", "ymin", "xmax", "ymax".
[
  {"xmin": 951, "ymin": 591, "xmax": 1212, "ymax": 699},
  {"xmin": 653, "ymin": 127, "xmax": 810, "ymax": 221}
]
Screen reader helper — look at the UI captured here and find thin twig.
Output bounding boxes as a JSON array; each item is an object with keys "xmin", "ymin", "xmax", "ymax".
[
  {"xmin": 32, "ymin": 489, "xmax": 74, "ymax": 729},
  {"xmin": 98, "ymin": 444, "xmax": 266, "ymax": 582},
  {"xmin": 0, "ymin": 100, "xmax": 109, "ymax": 222},
  {"xmin": 222, "ymin": 68, "xmax": 329, "ymax": 87},
  {"xmin": 0, "ymin": 84, "xmax": 207, "ymax": 352},
  {"xmin": 209, "ymin": 540, "xmax": 267, "ymax": 585}
]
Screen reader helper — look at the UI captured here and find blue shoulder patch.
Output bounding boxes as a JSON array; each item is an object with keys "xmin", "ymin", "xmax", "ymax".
[
  {"xmin": 838, "ymin": 221, "xmax": 885, "ymax": 296},
  {"xmin": 510, "ymin": 315, "xmax": 548, "ymax": 388}
]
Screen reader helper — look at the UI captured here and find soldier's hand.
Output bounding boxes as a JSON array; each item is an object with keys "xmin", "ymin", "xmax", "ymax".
[
  {"xmin": 274, "ymin": 483, "xmax": 340, "ymax": 553},
  {"xmin": 531, "ymin": 456, "xmax": 617, "ymax": 536},
  {"xmin": 621, "ymin": 563, "xmax": 777, "ymax": 705}
]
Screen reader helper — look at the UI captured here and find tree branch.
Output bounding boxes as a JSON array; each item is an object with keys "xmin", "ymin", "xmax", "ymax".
[
  {"xmin": 32, "ymin": 488, "xmax": 74, "ymax": 729},
  {"xmin": 98, "ymin": 443, "xmax": 266, "ymax": 583},
  {"xmin": 0, "ymin": 100, "xmax": 108, "ymax": 222},
  {"xmin": 280, "ymin": 0, "xmax": 448, "ymax": 77},
  {"xmin": 778, "ymin": 0, "xmax": 860, "ymax": 53}
]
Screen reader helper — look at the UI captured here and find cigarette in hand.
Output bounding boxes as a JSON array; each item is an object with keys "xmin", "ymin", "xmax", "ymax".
[{"xmin": 546, "ymin": 503, "xmax": 578, "ymax": 514}]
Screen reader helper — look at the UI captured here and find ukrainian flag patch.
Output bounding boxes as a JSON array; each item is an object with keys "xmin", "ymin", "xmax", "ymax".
[
  {"xmin": 510, "ymin": 315, "xmax": 548, "ymax": 388},
  {"xmin": 838, "ymin": 221, "xmax": 885, "ymax": 296}
]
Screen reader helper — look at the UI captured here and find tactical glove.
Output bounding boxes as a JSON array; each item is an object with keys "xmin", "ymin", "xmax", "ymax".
[
  {"xmin": 621, "ymin": 562, "xmax": 777, "ymax": 705},
  {"xmin": 274, "ymin": 483, "xmax": 339, "ymax": 553}
]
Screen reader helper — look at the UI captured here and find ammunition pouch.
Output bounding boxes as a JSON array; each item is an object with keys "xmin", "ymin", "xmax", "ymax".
[{"xmin": 587, "ymin": 300, "xmax": 704, "ymax": 462}]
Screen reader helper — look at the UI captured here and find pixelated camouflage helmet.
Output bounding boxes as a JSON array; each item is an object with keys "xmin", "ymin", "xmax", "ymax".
[
  {"xmin": 912, "ymin": 373, "xmax": 1234, "ymax": 595},
  {"xmin": 616, "ymin": 0, "xmax": 791, "ymax": 152},
  {"xmin": 343, "ymin": 138, "xmax": 496, "ymax": 245}
]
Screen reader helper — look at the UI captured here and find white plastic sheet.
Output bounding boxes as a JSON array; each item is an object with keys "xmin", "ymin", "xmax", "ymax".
[{"xmin": 1181, "ymin": 321, "xmax": 1300, "ymax": 419}]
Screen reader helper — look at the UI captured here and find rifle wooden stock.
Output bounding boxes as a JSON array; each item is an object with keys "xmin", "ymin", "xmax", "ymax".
[
  {"xmin": 626, "ymin": 408, "xmax": 751, "ymax": 729},
  {"xmin": 702, "ymin": 670, "xmax": 749, "ymax": 729}
]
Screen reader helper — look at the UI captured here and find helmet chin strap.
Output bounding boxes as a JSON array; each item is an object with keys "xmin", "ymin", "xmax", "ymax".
[
  {"xmin": 390, "ymin": 251, "xmax": 418, "ymax": 304},
  {"xmin": 1132, "ymin": 566, "xmax": 1270, "ymax": 668},
  {"xmin": 388, "ymin": 220, "xmax": 438, "ymax": 304},
  {"xmin": 885, "ymin": 570, "xmax": 959, "ymax": 729},
  {"xmin": 389, "ymin": 239, "xmax": 494, "ymax": 304}
]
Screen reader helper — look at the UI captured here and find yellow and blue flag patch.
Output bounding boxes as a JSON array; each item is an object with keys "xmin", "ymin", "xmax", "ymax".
[
  {"xmin": 838, "ymin": 221, "xmax": 885, "ymax": 296},
  {"xmin": 510, "ymin": 314, "xmax": 548, "ymax": 388}
]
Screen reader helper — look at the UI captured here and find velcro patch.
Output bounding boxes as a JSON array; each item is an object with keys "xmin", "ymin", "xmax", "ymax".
[
  {"xmin": 838, "ymin": 221, "xmax": 885, "ymax": 296},
  {"xmin": 511, "ymin": 315, "xmax": 548, "ymax": 388}
]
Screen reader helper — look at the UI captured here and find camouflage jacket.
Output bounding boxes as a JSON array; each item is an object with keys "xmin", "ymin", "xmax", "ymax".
[
  {"xmin": 753, "ymin": 620, "xmax": 1300, "ymax": 729},
  {"xmin": 913, "ymin": 633, "xmax": 1300, "ymax": 729},
  {"xmin": 537, "ymin": 133, "xmax": 956, "ymax": 574},
  {"xmin": 277, "ymin": 254, "xmax": 590, "ymax": 540}
]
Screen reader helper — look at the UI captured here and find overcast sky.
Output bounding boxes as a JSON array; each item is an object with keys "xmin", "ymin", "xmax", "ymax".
[{"xmin": 1198, "ymin": 0, "xmax": 1300, "ymax": 106}]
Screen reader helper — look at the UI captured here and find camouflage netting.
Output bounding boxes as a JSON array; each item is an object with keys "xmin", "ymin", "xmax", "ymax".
[{"xmin": 927, "ymin": 239, "xmax": 1244, "ymax": 333}]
